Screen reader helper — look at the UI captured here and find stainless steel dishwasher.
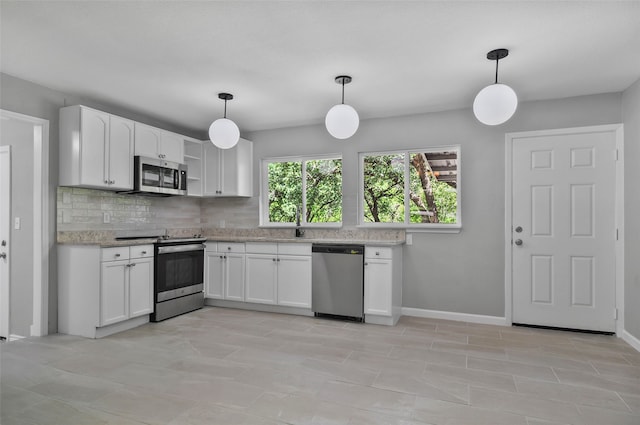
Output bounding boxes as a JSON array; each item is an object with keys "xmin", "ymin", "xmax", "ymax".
[{"xmin": 312, "ymin": 244, "xmax": 364, "ymax": 321}]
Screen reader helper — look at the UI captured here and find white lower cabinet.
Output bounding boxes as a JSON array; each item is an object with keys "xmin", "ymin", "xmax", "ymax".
[
  {"xmin": 205, "ymin": 242, "xmax": 245, "ymax": 301},
  {"xmin": 100, "ymin": 259, "xmax": 129, "ymax": 326},
  {"xmin": 364, "ymin": 246, "xmax": 402, "ymax": 326},
  {"xmin": 277, "ymin": 254, "xmax": 311, "ymax": 308},
  {"xmin": 100, "ymin": 246, "xmax": 153, "ymax": 327},
  {"xmin": 207, "ymin": 242, "xmax": 312, "ymax": 310},
  {"xmin": 59, "ymin": 244, "xmax": 154, "ymax": 338},
  {"xmin": 245, "ymin": 243, "xmax": 312, "ymax": 308}
]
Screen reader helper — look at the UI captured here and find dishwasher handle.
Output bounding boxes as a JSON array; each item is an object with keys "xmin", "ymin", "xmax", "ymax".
[{"xmin": 312, "ymin": 244, "xmax": 364, "ymax": 255}]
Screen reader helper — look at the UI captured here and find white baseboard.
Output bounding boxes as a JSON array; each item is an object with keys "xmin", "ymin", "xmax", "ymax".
[
  {"xmin": 9, "ymin": 334, "xmax": 26, "ymax": 341},
  {"xmin": 401, "ymin": 307, "xmax": 508, "ymax": 327},
  {"xmin": 622, "ymin": 330, "xmax": 640, "ymax": 353}
]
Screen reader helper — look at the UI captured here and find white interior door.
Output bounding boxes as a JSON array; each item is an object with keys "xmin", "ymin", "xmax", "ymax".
[
  {"xmin": 0, "ymin": 145, "xmax": 10, "ymax": 339},
  {"xmin": 511, "ymin": 130, "xmax": 617, "ymax": 332}
]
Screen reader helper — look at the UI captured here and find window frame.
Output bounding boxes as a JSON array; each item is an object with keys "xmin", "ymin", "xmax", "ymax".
[
  {"xmin": 260, "ymin": 153, "xmax": 343, "ymax": 228},
  {"xmin": 358, "ymin": 146, "xmax": 461, "ymax": 232}
]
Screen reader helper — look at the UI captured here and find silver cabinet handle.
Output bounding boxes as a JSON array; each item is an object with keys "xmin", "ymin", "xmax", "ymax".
[
  {"xmin": 375, "ymin": 252, "xmax": 380, "ymax": 256},
  {"xmin": 115, "ymin": 253, "xmax": 121, "ymax": 257},
  {"xmin": 515, "ymin": 239, "xmax": 523, "ymax": 246},
  {"xmin": 0, "ymin": 252, "xmax": 6, "ymax": 259},
  {"xmin": 104, "ymin": 180, "xmax": 109, "ymax": 184},
  {"xmin": 141, "ymin": 251, "xmax": 147, "ymax": 255},
  {"xmin": 364, "ymin": 262, "xmax": 368, "ymax": 266},
  {"xmin": 130, "ymin": 263, "xmax": 136, "ymax": 267},
  {"xmin": 272, "ymin": 258, "xmax": 276, "ymax": 262}
]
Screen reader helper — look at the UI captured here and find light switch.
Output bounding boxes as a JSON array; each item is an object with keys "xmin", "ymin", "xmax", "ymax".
[
  {"xmin": 406, "ymin": 234, "xmax": 413, "ymax": 245},
  {"xmin": 14, "ymin": 217, "xmax": 20, "ymax": 230}
]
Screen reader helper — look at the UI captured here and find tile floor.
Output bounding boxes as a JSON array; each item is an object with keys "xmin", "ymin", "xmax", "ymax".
[{"xmin": 1, "ymin": 307, "xmax": 639, "ymax": 425}]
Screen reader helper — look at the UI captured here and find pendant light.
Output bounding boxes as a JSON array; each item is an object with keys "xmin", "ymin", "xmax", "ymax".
[
  {"xmin": 325, "ymin": 75, "xmax": 359, "ymax": 139},
  {"xmin": 209, "ymin": 93, "xmax": 240, "ymax": 149},
  {"xmin": 473, "ymin": 48, "xmax": 518, "ymax": 126}
]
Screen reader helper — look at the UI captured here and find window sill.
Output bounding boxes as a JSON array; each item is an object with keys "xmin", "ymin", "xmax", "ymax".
[
  {"xmin": 357, "ymin": 223, "xmax": 462, "ymax": 234},
  {"xmin": 259, "ymin": 223, "xmax": 342, "ymax": 229}
]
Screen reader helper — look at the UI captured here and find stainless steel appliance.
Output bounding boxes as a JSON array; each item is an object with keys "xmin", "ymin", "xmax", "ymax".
[
  {"xmin": 121, "ymin": 156, "xmax": 187, "ymax": 196},
  {"xmin": 151, "ymin": 237, "xmax": 205, "ymax": 321},
  {"xmin": 311, "ymin": 244, "xmax": 364, "ymax": 321}
]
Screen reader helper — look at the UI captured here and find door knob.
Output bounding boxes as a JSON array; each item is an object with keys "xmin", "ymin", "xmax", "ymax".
[
  {"xmin": 514, "ymin": 239, "xmax": 523, "ymax": 246},
  {"xmin": 515, "ymin": 226, "xmax": 523, "ymax": 233}
]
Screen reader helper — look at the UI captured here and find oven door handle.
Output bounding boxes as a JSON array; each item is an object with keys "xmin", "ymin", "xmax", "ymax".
[{"xmin": 157, "ymin": 243, "xmax": 205, "ymax": 254}]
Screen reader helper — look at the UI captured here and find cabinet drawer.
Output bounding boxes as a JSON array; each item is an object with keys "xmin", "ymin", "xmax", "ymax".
[
  {"xmin": 205, "ymin": 241, "xmax": 218, "ymax": 252},
  {"xmin": 217, "ymin": 242, "xmax": 245, "ymax": 253},
  {"xmin": 130, "ymin": 244, "xmax": 153, "ymax": 259},
  {"xmin": 101, "ymin": 247, "xmax": 130, "ymax": 262},
  {"xmin": 245, "ymin": 242, "xmax": 277, "ymax": 254},
  {"xmin": 278, "ymin": 243, "xmax": 311, "ymax": 256},
  {"xmin": 365, "ymin": 246, "xmax": 392, "ymax": 260}
]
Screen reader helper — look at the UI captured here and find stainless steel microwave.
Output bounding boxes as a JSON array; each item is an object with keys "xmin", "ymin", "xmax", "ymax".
[{"xmin": 127, "ymin": 156, "xmax": 187, "ymax": 196}]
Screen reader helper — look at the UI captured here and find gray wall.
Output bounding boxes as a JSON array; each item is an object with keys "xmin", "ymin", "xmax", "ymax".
[
  {"xmin": 247, "ymin": 92, "xmax": 623, "ymax": 317},
  {"xmin": 0, "ymin": 118, "xmax": 35, "ymax": 337},
  {"xmin": 623, "ymin": 78, "xmax": 640, "ymax": 340},
  {"xmin": 0, "ymin": 71, "xmax": 633, "ymax": 331},
  {"xmin": 0, "ymin": 72, "xmax": 204, "ymax": 334}
]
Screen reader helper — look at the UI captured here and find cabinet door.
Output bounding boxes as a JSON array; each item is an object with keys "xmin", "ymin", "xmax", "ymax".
[
  {"xmin": 134, "ymin": 123, "xmax": 161, "ymax": 158},
  {"xmin": 245, "ymin": 254, "xmax": 277, "ymax": 304},
  {"xmin": 220, "ymin": 139, "xmax": 253, "ymax": 196},
  {"xmin": 220, "ymin": 147, "xmax": 236, "ymax": 195},
  {"xmin": 80, "ymin": 107, "xmax": 109, "ymax": 187},
  {"xmin": 100, "ymin": 260, "xmax": 129, "ymax": 326},
  {"xmin": 225, "ymin": 253, "xmax": 245, "ymax": 301},
  {"xmin": 203, "ymin": 142, "xmax": 221, "ymax": 196},
  {"xmin": 205, "ymin": 251, "xmax": 224, "ymax": 299},
  {"xmin": 364, "ymin": 259, "xmax": 393, "ymax": 316},
  {"xmin": 160, "ymin": 131, "xmax": 184, "ymax": 163},
  {"xmin": 108, "ymin": 115, "xmax": 134, "ymax": 190},
  {"xmin": 277, "ymin": 255, "xmax": 311, "ymax": 308},
  {"xmin": 129, "ymin": 257, "xmax": 153, "ymax": 318}
]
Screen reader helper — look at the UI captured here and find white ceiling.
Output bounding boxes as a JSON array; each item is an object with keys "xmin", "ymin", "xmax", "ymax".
[{"xmin": 2, "ymin": 1, "xmax": 639, "ymax": 135}]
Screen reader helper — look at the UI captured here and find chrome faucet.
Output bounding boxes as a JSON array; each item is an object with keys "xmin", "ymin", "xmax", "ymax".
[{"xmin": 295, "ymin": 205, "xmax": 305, "ymax": 237}]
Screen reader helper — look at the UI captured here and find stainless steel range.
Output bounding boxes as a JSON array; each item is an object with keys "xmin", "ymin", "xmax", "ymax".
[{"xmin": 151, "ymin": 237, "xmax": 206, "ymax": 322}]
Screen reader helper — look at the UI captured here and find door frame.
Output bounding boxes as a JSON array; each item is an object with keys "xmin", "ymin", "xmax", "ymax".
[
  {"xmin": 504, "ymin": 124, "xmax": 624, "ymax": 335},
  {"xmin": 0, "ymin": 145, "xmax": 10, "ymax": 339},
  {"xmin": 0, "ymin": 109, "xmax": 50, "ymax": 337}
]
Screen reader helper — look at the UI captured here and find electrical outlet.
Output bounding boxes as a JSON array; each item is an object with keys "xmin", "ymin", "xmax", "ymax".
[
  {"xmin": 103, "ymin": 212, "xmax": 110, "ymax": 224},
  {"xmin": 406, "ymin": 234, "xmax": 413, "ymax": 245},
  {"xmin": 14, "ymin": 217, "xmax": 20, "ymax": 230}
]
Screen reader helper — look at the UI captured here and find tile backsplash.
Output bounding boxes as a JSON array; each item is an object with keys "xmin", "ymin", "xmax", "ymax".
[
  {"xmin": 56, "ymin": 187, "xmax": 404, "ymax": 243},
  {"xmin": 57, "ymin": 187, "xmax": 202, "ymax": 231}
]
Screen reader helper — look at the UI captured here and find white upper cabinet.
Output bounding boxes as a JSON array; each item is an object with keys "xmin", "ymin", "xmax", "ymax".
[
  {"xmin": 59, "ymin": 105, "xmax": 134, "ymax": 191},
  {"xmin": 203, "ymin": 138, "xmax": 253, "ymax": 197},
  {"xmin": 134, "ymin": 122, "xmax": 184, "ymax": 163}
]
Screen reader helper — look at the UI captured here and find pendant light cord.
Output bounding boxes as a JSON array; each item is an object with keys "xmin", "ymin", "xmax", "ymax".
[
  {"xmin": 495, "ymin": 57, "xmax": 499, "ymax": 84},
  {"xmin": 341, "ymin": 80, "xmax": 345, "ymax": 104},
  {"xmin": 223, "ymin": 99, "xmax": 227, "ymax": 118}
]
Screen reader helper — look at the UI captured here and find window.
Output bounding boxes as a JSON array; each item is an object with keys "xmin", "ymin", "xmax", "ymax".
[
  {"xmin": 261, "ymin": 155, "xmax": 342, "ymax": 226},
  {"xmin": 360, "ymin": 147, "xmax": 460, "ymax": 229}
]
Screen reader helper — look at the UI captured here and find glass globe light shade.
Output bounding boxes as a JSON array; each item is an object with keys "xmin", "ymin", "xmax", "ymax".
[
  {"xmin": 473, "ymin": 83, "xmax": 518, "ymax": 126},
  {"xmin": 209, "ymin": 118, "xmax": 240, "ymax": 149},
  {"xmin": 325, "ymin": 104, "xmax": 359, "ymax": 139}
]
